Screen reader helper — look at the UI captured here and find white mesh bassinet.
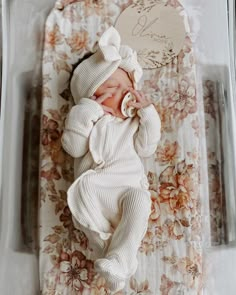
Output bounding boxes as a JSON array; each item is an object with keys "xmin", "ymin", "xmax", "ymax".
[{"xmin": 39, "ymin": 0, "xmax": 205, "ymax": 294}]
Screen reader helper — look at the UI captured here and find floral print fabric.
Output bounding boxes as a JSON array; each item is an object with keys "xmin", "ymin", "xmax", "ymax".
[{"xmin": 39, "ymin": 0, "xmax": 205, "ymax": 294}]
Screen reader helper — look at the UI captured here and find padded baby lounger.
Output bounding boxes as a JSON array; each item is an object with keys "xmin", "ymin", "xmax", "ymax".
[{"xmin": 39, "ymin": 0, "xmax": 205, "ymax": 294}]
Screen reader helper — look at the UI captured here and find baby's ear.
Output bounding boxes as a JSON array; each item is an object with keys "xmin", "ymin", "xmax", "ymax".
[
  {"xmin": 128, "ymin": 72, "xmax": 138, "ymax": 90},
  {"xmin": 127, "ymin": 72, "xmax": 133, "ymax": 82},
  {"xmin": 133, "ymin": 82, "xmax": 138, "ymax": 90}
]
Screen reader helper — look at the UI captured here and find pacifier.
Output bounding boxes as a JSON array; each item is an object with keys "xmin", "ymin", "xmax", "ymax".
[{"xmin": 121, "ymin": 92, "xmax": 137, "ymax": 118}]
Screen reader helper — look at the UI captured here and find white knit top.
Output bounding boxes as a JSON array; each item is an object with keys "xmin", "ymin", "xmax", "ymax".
[{"xmin": 61, "ymin": 98, "xmax": 161, "ymax": 239}]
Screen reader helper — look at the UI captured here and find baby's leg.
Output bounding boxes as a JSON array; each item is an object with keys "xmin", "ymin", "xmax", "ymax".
[
  {"xmin": 69, "ymin": 173, "xmax": 113, "ymax": 259},
  {"xmin": 94, "ymin": 187, "xmax": 151, "ymax": 282}
]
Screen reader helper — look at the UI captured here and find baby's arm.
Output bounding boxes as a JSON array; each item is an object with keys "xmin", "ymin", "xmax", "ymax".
[
  {"xmin": 130, "ymin": 90, "xmax": 161, "ymax": 157},
  {"xmin": 61, "ymin": 98, "xmax": 104, "ymax": 158}
]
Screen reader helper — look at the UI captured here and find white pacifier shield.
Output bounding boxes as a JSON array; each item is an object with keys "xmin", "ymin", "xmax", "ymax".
[{"xmin": 121, "ymin": 92, "xmax": 136, "ymax": 118}]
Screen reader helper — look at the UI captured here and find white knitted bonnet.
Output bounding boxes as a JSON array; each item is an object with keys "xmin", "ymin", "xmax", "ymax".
[{"xmin": 70, "ymin": 26, "xmax": 143, "ymax": 104}]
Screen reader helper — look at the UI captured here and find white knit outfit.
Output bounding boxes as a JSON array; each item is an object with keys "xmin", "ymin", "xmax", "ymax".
[
  {"xmin": 62, "ymin": 98, "xmax": 161, "ymax": 291},
  {"xmin": 62, "ymin": 26, "xmax": 161, "ymax": 292}
]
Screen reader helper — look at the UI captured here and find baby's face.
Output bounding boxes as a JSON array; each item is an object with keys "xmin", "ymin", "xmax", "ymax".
[{"xmin": 94, "ymin": 68, "xmax": 133, "ymax": 119}]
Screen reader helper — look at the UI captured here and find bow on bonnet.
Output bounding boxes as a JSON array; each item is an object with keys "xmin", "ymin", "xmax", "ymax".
[
  {"xmin": 99, "ymin": 26, "xmax": 143, "ymax": 84},
  {"xmin": 70, "ymin": 26, "xmax": 143, "ymax": 104}
]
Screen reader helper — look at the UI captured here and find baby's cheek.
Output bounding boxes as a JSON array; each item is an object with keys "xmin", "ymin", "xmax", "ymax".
[{"xmin": 102, "ymin": 96, "xmax": 121, "ymax": 111}]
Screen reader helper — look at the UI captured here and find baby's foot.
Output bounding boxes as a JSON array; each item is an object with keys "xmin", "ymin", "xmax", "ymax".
[
  {"xmin": 107, "ymin": 278, "xmax": 126, "ymax": 293},
  {"xmin": 94, "ymin": 259, "xmax": 126, "ymax": 293},
  {"xmin": 94, "ymin": 255, "xmax": 138, "ymax": 289}
]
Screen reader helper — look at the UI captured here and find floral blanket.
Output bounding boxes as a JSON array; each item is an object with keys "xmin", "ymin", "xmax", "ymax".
[{"xmin": 39, "ymin": 0, "xmax": 206, "ymax": 294}]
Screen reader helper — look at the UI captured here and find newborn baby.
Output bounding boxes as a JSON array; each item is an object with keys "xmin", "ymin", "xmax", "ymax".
[
  {"xmin": 92, "ymin": 67, "xmax": 151, "ymax": 119},
  {"xmin": 61, "ymin": 26, "xmax": 161, "ymax": 293}
]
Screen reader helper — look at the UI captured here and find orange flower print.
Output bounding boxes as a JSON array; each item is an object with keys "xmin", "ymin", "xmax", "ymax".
[
  {"xmin": 42, "ymin": 115, "xmax": 61, "ymax": 146},
  {"xmin": 90, "ymin": 275, "xmax": 123, "ymax": 295},
  {"xmin": 73, "ymin": 229, "xmax": 89, "ymax": 251},
  {"xmin": 162, "ymin": 79, "xmax": 197, "ymax": 124},
  {"xmin": 208, "ymin": 163, "xmax": 224, "ymax": 244},
  {"xmin": 162, "ymin": 219, "xmax": 184, "ymax": 240},
  {"xmin": 156, "ymin": 140, "xmax": 180, "ymax": 165},
  {"xmin": 159, "ymin": 161, "xmax": 198, "ymax": 207},
  {"xmin": 181, "ymin": 258, "xmax": 200, "ymax": 288},
  {"xmin": 60, "ymin": 206, "xmax": 73, "ymax": 228},
  {"xmin": 150, "ymin": 190, "xmax": 161, "ymax": 223},
  {"xmin": 178, "ymin": 37, "xmax": 192, "ymax": 62},
  {"xmin": 139, "ymin": 189, "xmax": 164, "ymax": 254},
  {"xmin": 119, "ymin": 0, "xmax": 133, "ymax": 12},
  {"xmin": 47, "ymin": 139, "xmax": 65, "ymax": 165},
  {"xmin": 83, "ymin": 0, "xmax": 105, "ymax": 17},
  {"xmin": 129, "ymin": 277, "xmax": 152, "ymax": 295},
  {"xmin": 41, "ymin": 281, "xmax": 57, "ymax": 295},
  {"xmin": 142, "ymin": 67, "xmax": 163, "ymax": 97},
  {"xmin": 155, "ymin": 103, "xmax": 173, "ymax": 132},
  {"xmin": 203, "ymin": 80, "xmax": 217, "ymax": 120},
  {"xmin": 158, "ymin": 161, "xmax": 199, "ymax": 240},
  {"xmin": 59, "ymin": 250, "xmax": 95, "ymax": 293},
  {"xmin": 147, "ymin": 172, "xmax": 159, "ymax": 192},
  {"xmin": 65, "ymin": 30, "xmax": 89, "ymax": 53},
  {"xmin": 162, "ymin": 246, "xmax": 201, "ymax": 289},
  {"xmin": 166, "ymin": 0, "xmax": 182, "ymax": 9},
  {"xmin": 140, "ymin": 225, "xmax": 168, "ymax": 254},
  {"xmin": 45, "ymin": 24, "xmax": 63, "ymax": 50},
  {"xmin": 160, "ymin": 274, "xmax": 174, "ymax": 295},
  {"xmin": 160, "ymin": 274, "xmax": 184, "ymax": 295},
  {"xmin": 90, "ymin": 276, "xmax": 108, "ymax": 295},
  {"xmin": 62, "ymin": 4, "xmax": 83, "ymax": 23},
  {"xmin": 139, "ymin": 237, "xmax": 155, "ymax": 254},
  {"xmin": 191, "ymin": 118, "xmax": 200, "ymax": 137},
  {"xmin": 55, "ymin": 0, "xmax": 79, "ymax": 10},
  {"xmin": 41, "ymin": 165, "xmax": 61, "ymax": 181}
]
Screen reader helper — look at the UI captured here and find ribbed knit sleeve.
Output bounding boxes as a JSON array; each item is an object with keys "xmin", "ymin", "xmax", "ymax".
[
  {"xmin": 134, "ymin": 104, "xmax": 161, "ymax": 158},
  {"xmin": 61, "ymin": 98, "xmax": 104, "ymax": 158}
]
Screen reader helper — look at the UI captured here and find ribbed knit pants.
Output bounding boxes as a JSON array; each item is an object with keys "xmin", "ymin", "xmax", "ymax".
[
  {"xmin": 95, "ymin": 187, "xmax": 151, "ymax": 291},
  {"xmin": 70, "ymin": 172, "xmax": 151, "ymax": 292}
]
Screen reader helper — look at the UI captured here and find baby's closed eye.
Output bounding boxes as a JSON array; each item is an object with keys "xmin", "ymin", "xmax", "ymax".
[{"xmin": 104, "ymin": 80, "xmax": 119, "ymax": 88}]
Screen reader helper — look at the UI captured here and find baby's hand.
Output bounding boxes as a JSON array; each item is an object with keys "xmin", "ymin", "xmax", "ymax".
[
  {"xmin": 91, "ymin": 93, "xmax": 116, "ymax": 116},
  {"xmin": 127, "ymin": 89, "xmax": 152, "ymax": 109}
]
